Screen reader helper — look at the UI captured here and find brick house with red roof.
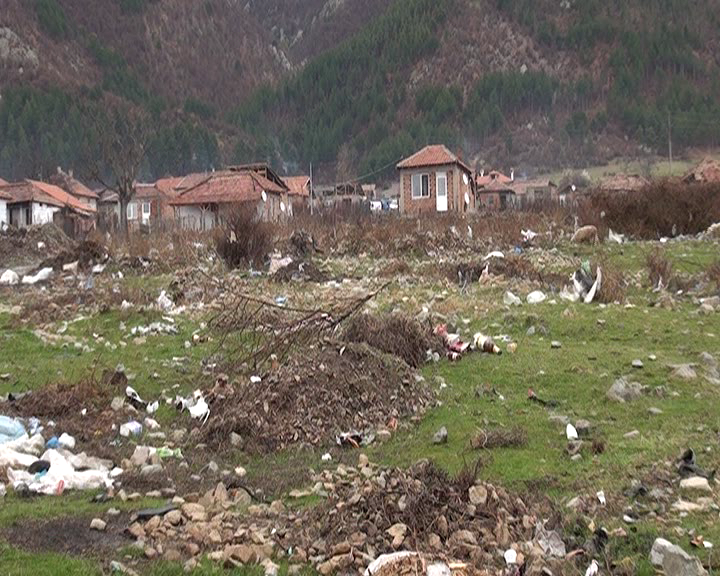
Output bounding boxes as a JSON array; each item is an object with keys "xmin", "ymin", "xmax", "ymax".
[{"xmin": 396, "ymin": 145, "xmax": 475, "ymax": 216}]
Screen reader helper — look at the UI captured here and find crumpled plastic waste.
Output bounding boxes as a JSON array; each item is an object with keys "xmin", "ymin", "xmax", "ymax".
[
  {"xmin": 503, "ymin": 291, "xmax": 522, "ymax": 306},
  {"xmin": 58, "ymin": 433, "xmax": 76, "ymax": 450},
  {"xmin": 472, "ymin": 333, "xmax": 502, "ymax": 355},
  {"xmin": 125, "ymin": 386, "xmax": 146, "ymax": 410},
  {"xmin": 21, "ymin": 267, "xmax": 53, "ymax": 285},
  {"xmin": 0, "ymin": 416, "xmax": 27, "ymax": 445},
  {"xmin": 534, "ymin": 521, "xmax": 567, "ymax": 558},
  {"xmin": 526, "ymin": 290, "xmax": 547, "ymax": 304},
  {"xmin": 8, "ymin": 447, "xmax": 114, "ymax": 495},
  {"xmin": 0, "ymin": 270, "xmax": 19, "ymax": 285},
  {"xmin": 483, "ymin": 250, "xmax": 505, "ymax": 260},
  {"xmin": 120, "ymin": 421, "xmax": 143, "ymax": 437},
  {"xmin": 569, "ymin": 261, "xmax": 602, "ymax": 304},
  {"xmin": 522, "ymin": 229, "xmax": 539, "ymax": 243},
  {"xmin": 608, "ymin": 229, "xmax": 626, "ymax": 244},
  {"xmin": 157, "ymin": 290, "xmax": 174, "ymax": 312},
  {"xmin": 156, "ymin": 446, "xmax": 183, "ymax": 459},
  {"xmin": 176, "ymin": 390, "xmax": 210, "ymax": 424},
  {"xmin": 336, "ymin": 430, "xmax": 375, "ymax": 448}
]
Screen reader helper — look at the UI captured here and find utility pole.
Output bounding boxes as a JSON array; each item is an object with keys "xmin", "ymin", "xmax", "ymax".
[
  {"xmin": 309, "ymin": 162, "xmax": 314, "ymax": 216},
  {"xmin": 667, "ymin": 112, "xmax": 673, "ymax": 175}
]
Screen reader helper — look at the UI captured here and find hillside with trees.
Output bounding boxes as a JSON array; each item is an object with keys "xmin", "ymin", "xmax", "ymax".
[{"xmin": 0, "ymin": 0, "xmax": 718, "ymax": 183}]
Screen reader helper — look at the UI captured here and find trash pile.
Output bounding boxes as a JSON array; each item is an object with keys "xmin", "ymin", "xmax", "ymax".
[
  {"xmin": 433, "ymin": 325, "xmax": 502, "ymax": 361},
  {"xmin": 201, "ymin": 342, "xmax": 432, "ymax": 452},
  {"xmin": 272, "ymin": 259, "xmax": 329, "ymax": 284},
  {"xmin": 560, "ymin": 261, "xmax": 602, "ymax": 304},
  {"xmin": 128, "ymin": 457, "xmax": 569, "ymax": 575},
  {"xmin": 0, "ymin": 415, "xmax": 118, "ymax": 496},
  {"xmin": 0, "ymin": 224, "xmax": 75, "ymax": 269}
]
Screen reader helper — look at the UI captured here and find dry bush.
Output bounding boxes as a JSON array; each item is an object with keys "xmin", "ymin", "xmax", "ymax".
[
  {"xmin": 593, "ymin": 258, "xmax": 627, "ymax": 303},
  {"xmin": 471, "ymin": 427, "xmax": 528, "ymax": 449},
  {"xmin": 343, "ymin": 313, "xmax": 440, "ymax": 368},
  {"xmin": 214, "ymin": 206, "xmax": 275, "ymax": 268},
  {"xmin": 646, "ymin": 247, "xmax": 674, "ymax": 288},
  {"xmin": 707, "ymin": 261, "xmax": 720, "ymax": 294},
  {"xmin": 577, "ymin": 181, "xmax": 720, "ymax": 239}
]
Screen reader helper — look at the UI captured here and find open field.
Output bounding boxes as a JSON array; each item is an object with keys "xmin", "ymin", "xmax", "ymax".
[{"xmin": 0, "ymin": 209, "xmax": 719, "ymax": 576}]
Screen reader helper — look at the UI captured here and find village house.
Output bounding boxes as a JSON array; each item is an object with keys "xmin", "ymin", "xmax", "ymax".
[
  {"xmin": 0, "ymin": 179, "xmax": 95, "ymax": 234},
  {"xmin": 475, "ymin": 170, "xmax": 515, "ymax": 211},
  {"xmin": 682, "ymin": 157, "xmax": 720, "ymax": 184},
  {"xmin": 283, "ymin": 175, "xmax": 312, "ymax": 210},
  {"xmin": 396, "ymin": 145, "xmax": 475, "ymax": 215},
  {"xmin": 170, "ymin": 165, "xmax": 290, "ymax": 230},
  {"xmin": 48, "ymin": 168, "xmax": 99, "ymax": 211},
  {"xmin": 512, "ymin": 178, "xmax": 557, "ymax": 206}
]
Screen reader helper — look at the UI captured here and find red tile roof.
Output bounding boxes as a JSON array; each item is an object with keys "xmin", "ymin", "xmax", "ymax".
[
  {"xmin": 48, "ymin": 170, "xmax": 98, "ymax": 199},
  {"xmin": 0, "ymin": 178, "xmax": 8, "ymax": 186},
  {"xmin": 156, "ymin": 173, "xmax": 212, "ymax": 197},
  {"xmin": 397, "ymin": 145, "xmax": 472, "ymax": 173},
  {"xmin": 1, "ymin": 180, "xmax": 94, "ymax": 214},
  {"xmin": 283, "ymin": 176, "xmax": 311, "ymax": 197},
  {"xmin": 30, "ymin": 180, "xmax": 96, "ymax": 214},
  {"xmin": 170, "ymin": 171, "xmax": 284, "ymax": 206},
  {"xmin": 0, "ymin": 187, "xmax": 12, "ymax": 201},
  {"xmin": 476, "ymin": 170, "xmax": 513, "ymax": 186},
  {"xmin": 683, "ymin": 158, "xmax": 720, "ymax": 184}
]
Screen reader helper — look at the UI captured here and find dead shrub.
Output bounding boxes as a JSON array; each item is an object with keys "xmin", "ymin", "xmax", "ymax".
[
  {"xmin": 214, "ymin": 206, "xmax": 274, "ymax": 268},
  {"xmin": 646, "ymin": 247, "xmax": 674, "ymax": 289},
  {"xmin": 707, "ymin": 260, "xmax": 720, "ymax": 294},
  {"xmin": 343, "ymin": 313, "xmax": 441, "ymax": 368},
  {"xmin": 593, "ymin": 258, "xmax": 627, "ymax": 303},
  {"xmin": 471, "ymin": 427, "xmax": 528, "ymax": 450},
  {"xmin": 577, "ymin": 181, "xmax": 720, "ymax": 239}
]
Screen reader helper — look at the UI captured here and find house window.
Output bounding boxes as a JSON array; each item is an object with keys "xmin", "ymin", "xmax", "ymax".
[
  {"xmin": 411, "ymin": 173, "xmax": 430, "ymax": 199},
  {"xmin": 127, "ymin": 202, "xmax": 138, "ymax": 220},
  {"xmin": 142, "ymin": 202, "xmax": 152, "ymax": 219}
]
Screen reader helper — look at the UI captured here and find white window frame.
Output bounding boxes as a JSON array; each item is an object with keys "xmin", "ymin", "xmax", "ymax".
[
  {"xmin": 142, "ymin": 202, "xmax": 152, "ymax": 219},
  {"xmin": 411, "ymin": 173, "xmax": 430, "ymax": 199},
  {"xmin": 127, "ymin": 202, "xmax": 138, "ymax": 220}
]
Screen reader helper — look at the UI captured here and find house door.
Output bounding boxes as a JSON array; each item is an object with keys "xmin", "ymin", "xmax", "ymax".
[{"xmin": 436, "ymin": 172, "xmax": 448, "ymax": 212}]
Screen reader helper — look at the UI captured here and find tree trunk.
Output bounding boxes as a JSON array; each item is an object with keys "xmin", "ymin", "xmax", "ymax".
[{"xmin": 119, "ymin": 194, "xmax": 129, "ymax": 237}]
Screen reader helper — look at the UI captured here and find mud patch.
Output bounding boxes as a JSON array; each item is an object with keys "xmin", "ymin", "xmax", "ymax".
[{"xmin": 2, "ymin": 514, "xmax": 131, "ymax": 557}]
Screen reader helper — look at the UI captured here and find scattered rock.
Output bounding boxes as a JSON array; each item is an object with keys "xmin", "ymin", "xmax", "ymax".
[
  {"xmin": 432, "ymin": 426, "xmax": 448, "ymax": 445},
  {"xmin": 632, "ymin": 359, "xmax": 644, "ymax": 369},
  {"xmin": 468, "ymin": 485, "xmax": 488, "ymax": 506},
  {"xmin": 680, "ymin": 476, "xmax": 712, "ymax": 493},
  {"xmin": 671, "ymin": 364, "xmax": 698, "ymax": 380},
  {"xmin": 650, "ymin": 537, "xmax": 708, "ymax": 575},
  {"xmin": 624, "ymin": 430, "xmax": 640, "ymax": 439},
  {"xmin": 551, "ymin": 341, "xmax": 562, "ymax": 349},
  {"xmin": 648, "ymin": 407, "xmax": 663, "ymax": 415},
  {"xmin": 574, "ymin": 419, "xmax": 592, "ymax": 437},
  {"xmin": 607, "ymin": 377, "xmax": 644, "ymax": 402},
  {"xmin": 140, "ymin": 464, "xmax": 163, "ymax": 477},
  {"xmin": 90, "ymin": 518, "xmax": 106, "ymax": 531}
]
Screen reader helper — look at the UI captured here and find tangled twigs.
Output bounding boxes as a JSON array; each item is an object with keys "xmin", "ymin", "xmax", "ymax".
[{"xmin": 209, "ymin": 281, "xmax": 391, "ymax": 370}]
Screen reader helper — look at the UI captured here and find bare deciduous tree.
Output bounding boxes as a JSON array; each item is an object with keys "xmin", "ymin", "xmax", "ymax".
[{"xmin": 87, "ymin": 100, "xmax": 151, "ymax": 235}]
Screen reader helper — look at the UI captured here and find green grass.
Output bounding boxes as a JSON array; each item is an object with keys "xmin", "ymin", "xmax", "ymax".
[{"xmin": 0, "ymin": 238, "xmax": 718, "ymax": 573}]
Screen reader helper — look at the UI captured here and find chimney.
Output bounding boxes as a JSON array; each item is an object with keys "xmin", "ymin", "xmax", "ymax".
[
  {"xmin": 510, "ymin": 169, "xmax": 515, "ymax": 182},
  {"xmin": 480, "ymin": 169, "xmax": 485, "ymax": 177},
  {"xmin": 68, "ymin": 169, "xmax": 73, "ymax": 178},
  {"xmin": 56, "ymin": 166, "xmax": 61, "ymax": 174}
]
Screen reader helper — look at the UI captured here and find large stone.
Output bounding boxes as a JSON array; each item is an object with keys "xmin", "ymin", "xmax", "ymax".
[
  {"xmin": 181, "ymin": 503, "xmax": 207, "ymax": 522},
  {"xmin": 127, "ymin": 522, "xmax": 145, "ymax": 539},
  {"xmin": 607, "ymin": 377, "xmax": 644, "ymax": 403},
  {"xmin": 230, "ymin": 432, "xmax": 243, "ymax": 447},
  {"xmin": 448, "ymin": 530, "xmax": 477, "ymax": 547},
  {"xmin": 140, "ymin": 464, "xmax": 163, "ymax": 477},
  {"xmin": 432, "ymin": 427, "xmax": 448, "ymax": 444},
  {"xmin": 575, "ymin": 419, "xmax": 592, "ymax": 437},
  {"xmin": 672, "ymin": 364, "xmax": 698, "ymax": 380},
  {"xmin": 164, "ymin": 510, "xmax": 183, "ymax": 525},
  {"xmin": 225, "ymin": 544, "xmax": 256, "ymax": 564},
  {"xmin": 680, "ymin": 476, "xmax": 712, "ymax": 492},
  {"xmin": 468, "ymin": 485, "xmax": 488, "ymax": 506},
  {"xmin": 90, "ymin": 518, "xmax": 106, "ymax": 531},
  {"xmin": 650, "ymin": 538, "xmax": 708, "ymax": 575}
]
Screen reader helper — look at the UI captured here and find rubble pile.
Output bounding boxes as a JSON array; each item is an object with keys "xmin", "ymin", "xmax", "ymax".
[
  {"xmin": 202, "ymin": 342, "xmax": 433, "ymax": 452},
  {"xmin": 130, "ymin": 458, "xmax": 567, "ymax": 576},
  {"xmin": 273, "ymin": 259, "xmax": 329, "ymax": 283}
]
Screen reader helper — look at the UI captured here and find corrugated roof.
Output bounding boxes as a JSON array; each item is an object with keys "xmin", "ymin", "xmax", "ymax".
[
  {"xmin": 170, "ymin": 171, "xmax": 283, "ymax": 206},
  {"xmin": 283, "ymin": 176, "xmax": 311, "ymax": 197},
  {"xmin": 48, "ymin": 170, "xmax": 98, "ymax": 199},
  {"xmin": 397, "ymin": 145, "xmax": 472, "ymax": 173}
]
